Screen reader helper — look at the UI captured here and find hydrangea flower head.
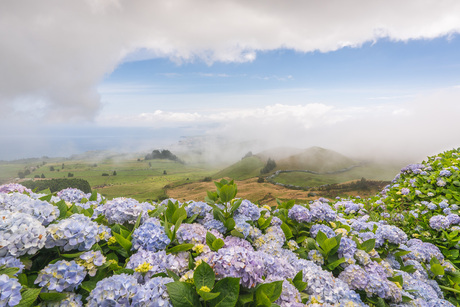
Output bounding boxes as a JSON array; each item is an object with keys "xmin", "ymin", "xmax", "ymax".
[
  {"xmin": 35, "ymin": 260, "xmax": 86, "ymax": 292},
  {"xmin": 0, "ymin": 210, "xmax": 47, "ymax": 257},
  {"xmin": 97, "ymin": 197, "xmax": 154, "ymax": 224},
  {"xmin": 45, "ymin": 213, "xmax": 102, "ymax": 251},
  {"xmin": 185, "ymin": 201, "xmax": 212, "ymax": 217},
  {"xmin": 288, "ymin": 204, "xmax": 312, "ymax": 223},
  {"xmin": 0, "ymin": 183, "xmax": 32, "ymax": 194},
  {"xmin": 131, "ymin": 217, "xmax": 170, "ymax": 252},
  {"xmin": 0, "ymin": 274, "xmax": 22, "ymax": 307},
  {"xmin": 309, "ymin": 201, "xmax": 337, "ymax": 222},
  {"xmin": 86, "ymin": 274, "xmax": 145, "ymax": 306},
  {"xmin": 76, "ymin": 250, "xmax": 106, "ymax": 276},
  {"xmin": 429, "ymin": 215, "xmax": 451, "ymax": 230},
  {"xmin": 234, "ymin": 199, "xmax": 260, "ymax": 221}
]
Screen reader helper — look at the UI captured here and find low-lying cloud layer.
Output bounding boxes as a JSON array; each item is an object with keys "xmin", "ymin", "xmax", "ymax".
[{"xmin": 2, "ymin": 0, "xmax": 460, "ymax": 122}]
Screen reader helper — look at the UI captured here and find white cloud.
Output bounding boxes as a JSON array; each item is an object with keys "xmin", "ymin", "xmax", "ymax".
[{"xmin": 1, "ymin": 1, "xmax": 460, "ymax": 121}]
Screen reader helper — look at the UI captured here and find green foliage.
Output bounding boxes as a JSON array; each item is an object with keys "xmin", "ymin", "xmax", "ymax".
[
  {"xmin": 145, "ymin": 149, "xmax": 182, "ymax": 163},
  {"xmin": 260, "ymin": 158, "xmax": 277, "ymax": 174},
  {"xmin": 22, "ymin": 178, "xmax": 91, "ymax": 193}
]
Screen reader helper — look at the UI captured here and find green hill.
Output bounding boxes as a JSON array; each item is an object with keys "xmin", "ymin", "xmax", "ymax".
[
  {"xmin": 275, "ymin": 146, "xmax": 358, "ymax": 172},
  {"xmin": 212, "ymin": 156, "xmax": 265, "ymax": 180}
]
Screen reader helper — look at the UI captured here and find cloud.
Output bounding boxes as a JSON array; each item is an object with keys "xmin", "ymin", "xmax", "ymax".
[
  {"xmin": 1, "ymin": 0, "xmax": 460, "ymax": 121},
  {"xmin": 95, "ymin": 86, "xmax": 460, "ymax": 162}
]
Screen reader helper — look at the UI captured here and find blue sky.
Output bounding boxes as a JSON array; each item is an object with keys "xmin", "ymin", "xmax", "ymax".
[{"xmin": 2, "ymin": 1, "xmax": 460, "ymax": 161}]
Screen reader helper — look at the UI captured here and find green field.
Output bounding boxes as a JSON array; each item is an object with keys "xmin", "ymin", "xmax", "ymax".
[
  {"xmin": 0, "ymin": 155, "xmax": 217, "ymax": 202},
  {"xmin": 272, "ymin": 163, "xmax": 401, "ymax": 187}
]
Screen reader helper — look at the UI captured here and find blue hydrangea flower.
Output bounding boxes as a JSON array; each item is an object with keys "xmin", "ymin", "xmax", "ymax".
[
  {"xmin": 56, "ymin": 188, "xmax": 90, "ymax": 203},
  {"xmin": 185, "ymin": 201, "xmax": 212, "ymax": 217},
  {"xmin": 0, "ymin": 256, "xmax": 25, "ymax": 276},
  {"xmin": 224, "ymin": 235, "xmax": 254, "ymax": 251},
  {"xmin": 405, "ymin": 239, "xmax": 444, "ymax": 263},
  {"xmin": 202, "ymin": 213, "xmax": 227, "ymax": 233},
  {"xmin": 131, "ymin": 218, "xmax": 170, "ymax": 252},
  {"xmin": 374, "ymin": 224, "xmax": 407, "ymax": 248},
  {"xmin": 429, "ymin": 215, "xmax": 451, "ymax": 230},
  {"xmin": 35, "ymin": 260, "xmax": 86, "ymax": 292},
  {"xmin": 209, "ymin": 246, "xmax": 264, "ymax": 288},
  {"xmin": 86, "ymin": 274, "xmax": 145, "ymax": 306},
  {"xmin": 439, "ymin": 169, "xmax": 452, "ymax": 177},
  {"xmin": 0, "ymin": 193, "xmax": 59, "ymax": 225},
  {"xmin": 401, "ymin": 188, "xmax": 410, "ymax": 195},
  {"xmin": 308, "ymin": 250, "xmax": 325, "ymax": 266},
  {"xmin": 310, "ymin": 224, "xmax": 335, "ymax": 238},
  {"xmin": 338, "ymin": 237, "xmax": 357, "ymax": 259},
  {"xmin": 0, "ymin": 210, "xmax": 47, "ymax": 257},
  {"xmin": 288, "ymin": 204, "xmax": 311, "ymax": 223},
  {"xmin": 338, "ymin": 264, "xmax": 368, "ymax": 291},
  {"xmin": 234, "ymin": 199, "xmax": 260, "ymax": 221},
  {"xmin": 447, "ymin": 214, "xmax": 460, "ymax": 225},
  {"xmin": 272, "ymin": 279, "xmax": 303, "ymax": 307},
  {"xmin": 176, "ymin": 223, "xmax": 207, "ymax": 244},
  {"xmin": 0, "ymin": 274, "xmax": 22, "ymax": 307},
  {"xmin": 45, "ymin": 213, "xmax": 102, "ymax": 251},
  {"xmin": 126, "ymin": 249, "xmax": 172, "ymax": 282},
  {"xmin": 76, "ymin": 250, "xmax": 106, "ymax": 277},
  {"xmin": 309, "ymin": 201, "xmax": 337, "ymax": 222},
  {"xmin": 97, "ymin": 197, "xmax": 154, "ymax": 225},
  {"xmin": 259, "ymin": 252, "xmax": 296, "ymax": 280},
  {"xmin": 142, "ymin": 277, "xmax": 174, "ymax": 307},
  {"xmin": 437, "ymin": 179, "xmax": 447, "ymax": 187}
]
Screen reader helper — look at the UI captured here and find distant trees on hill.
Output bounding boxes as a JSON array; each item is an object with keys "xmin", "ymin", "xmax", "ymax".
[
  {"xmin": 260, "ymin": 158, "xmax": 277, "ymax": 174},
  {"xmin": 22, "ymin": 178, "xmax": 91, "ymax": 193},
  {"xmin": 145, "ymin": 149, "xmax": 182, "ymax": 163}
]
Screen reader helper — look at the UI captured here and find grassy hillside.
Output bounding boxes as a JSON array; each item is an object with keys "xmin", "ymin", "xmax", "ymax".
[
  {"xmin": 275, "ymin": 146, "xmax": 358, "ymax": 172},
  {"xmin": 212, "ymin": 156, "xmax": 265, "ymax": 180}
]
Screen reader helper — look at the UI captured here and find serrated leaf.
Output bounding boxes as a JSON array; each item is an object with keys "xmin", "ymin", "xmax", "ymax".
[
  {"xmin": 198, "ymin": 290, "xmax": 221, "ymax": 301},
  {"xmin": 230, "ymin": 229, "xmax": 245, "ymax": 239},
  {"xmin": 212, "ymin": 238, "xmax": 225, "ymax": 251},
  {"xmin": 431, "ymin": 263, "xmax": 445, "ymax": 276},
  {"xmin": 0, "ymin": 267, "xmax": 19, "ymax": 278},
  {"xmin": 225, "ymin": 218, "xmax": 235, "ymax": 231},
  {"xmin": 15, "ymin": 287, "xmax": 42, "ymax": 307},
  {"xmin": 55, "ymin": 200, "xmax": 68, "ymax": 218},
  {"xmin": 80, "ymin": 281, "xmax": 97, "ymax": 292},
  {"xmin": 208, "ymin": 277, "xmax": 240, "ymax": 307},
  {"xmin": 315, "ymin": 231, "xmax": 327, "ymax": 246},
  {"xmin": 256, "ymin": 281, "xmax": 283, "ymax": 303},
  {"xmin": 40, "ymin": 292, "xmax": 68, "ymax": 301},
  {"xmin": 292, "ymin": 270, "xmax": 307, "ymax": 292},
  {"xmin": 327, "ymin": 257, "xmax": 346, "ymax": 270},
  {"xmin": 280, "ymin": 223, "xmax": 293, "ymax": 240},
  {"xmin": 89, "ymin": 190, "xmax": 98, "ymax": 201},
  {"xmin": 206, "ymin": 231, "xmax": 217, "ymax": 247},
  {"xmin": 60, "ymin": 251, "xmax": 86, "ymax": 259},
  {"xmin": 166, "ymin": 269, "xmax": 180, "ymax": 281},
  {"xmin": 194, "ymin": 261, "xmax": 215, "ymax": 290},
  {"xmin": 360, "ymin": 238, "xmax": 376, "ymax": 253},
  {"xmin": 166, "ymin": 281, "xmax": 201, "ymax": 307}
]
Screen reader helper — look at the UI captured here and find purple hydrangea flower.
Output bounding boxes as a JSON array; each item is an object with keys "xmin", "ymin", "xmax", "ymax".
[
  {"xmin": 401, "ymin": 188, "xmax": 410, "ymax": 195},
  {"xmin": 142, "ymin": 277, "xmax": 174, "ymax": 307},
  {"xmin": 439, "ymin": 170, "xmax": 452, "ymax": 177},
  {"xmin": 309, "ymin": 201, "xmax": 337, "ymax": 222},
  {"xmin": 86, "ymin": 274, "xmax": 145, "ymax": 306},
  {"xmin": 97, "ymin": 197, "xmax": 154, "ymax": 225},
  {"xmin": 185, "ymin": 201, "xmax": 211, "ymax": 217},
  {"xmin": 209, "ymin": 246, "xmax": 264, "ymax": 288},
  {"xmin": 176, "ymin": 223, "xmax": 207, "ymax": 244},
  {"xmin": 0, "ymin": 183, "xmax": 32, "ymax": 194},
  {"xmin": 374, "ymin": 225, "xmax": 407, "ymax": 248},
  {"xmin": 56, "ymin": 188, "xmax": 90, "ymax": 203},
  {"xmin": 288, "ymin": 204, "xmax": 311, "ymax": 223},
  {"xmin": 0, "ymin": 256, "xmax": 25, "ymax": 276}
]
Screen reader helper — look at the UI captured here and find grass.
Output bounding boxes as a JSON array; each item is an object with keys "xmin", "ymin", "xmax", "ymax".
[
  {"xmin": 272, "ymin": 163, "xmax": 401, "ymax": 187},
  {"xmin": 212, "ymin": 156, "xmax": 265, "ymax": 180},
  {"xmin": 1, "ymin": 156, "xmax": 218, "ymax": 202}
]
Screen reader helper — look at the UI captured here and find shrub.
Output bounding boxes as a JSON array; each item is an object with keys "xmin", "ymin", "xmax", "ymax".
[
  {"xmin": 22, "ymin": 178, "xmax": 91, "ymax": 193},
  {"xmin": 102, "ymin": 173, "xmax": 109, "ymax": 176}
]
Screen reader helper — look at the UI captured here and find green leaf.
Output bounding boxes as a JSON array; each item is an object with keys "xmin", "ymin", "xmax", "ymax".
[
  {"xmin": 167, "ymin": 243, "xmax": 194, "ymax": 254},
  {"xmin": 327, "ymin": 257, "xmax": 346, "ymax": 270},
  {"xmin": 80, "ymin": 280, "xmax": 97, "ymax": 292},
  {"xmin": 260, "ymin": 217, "xmax": 272, "ymax": 230},
  {"xmin": 320, "ymin": 237, "xmax": 338, "ymax": 255},
  {"xmin": 401, "ymin": 265, "xmax": 417, "ymax": 274},
  {"xmin": 238, "ymin": 293, "xmax": 254, "ymax": 305},
  {"xmin": 39, "ymin": 292, "xmax": 68, "ymax": 301},
  {"xmin": 114, "ymin": 268, "xmax": 134, "ymax": 275},
  {"xmin": 230, "ymin": 229, "xmax": 245, "ymax": 239},
  {"xmin": 185, "ymin": 213, "xmax": 199, "ymax": 224},
  {"xmin": 17, "ymin": 273, "xmax": 28, "ymax": 286},
  {"xmin": 198, "ymin": 290, "xmax": 221, "ymax": 301},
  {"xmin": 171, "ymin": 207, "xmax": 187, "ymax": 225},
  {"xmin": 218, "ymin": 185, "xmax": 237, "ymax": 203},
  {"xmin": 16, "ymin": 287, "xmax": 42, "ymax": 307},
  {"xmin": 256, "ymin": 281, "xmax": 283, "ymax": 304},
  {"xmin": 208, "ymin": 277, "xmax": 240, "ymax": 307},
  {"xmin": 212, "ymin": 238, "xmax": 225, "ymax": 251},
  {"xmin": 230, "ymin": 199, "xmax": 243, "ymax": 214},
  {"xmin": 60, "ymin": 251, "xmax": 86, "ymax": 259},
  {"xmin": 255, "ymin": 291, "xmax": 272, "ymax": 307},
  {"xmin": 206, "ymin": 231, "xmax": 217, "ymax": 247},
  {"xmin": 394, "ymin": 250, "xmax": 411, "ymax": 257},
  {"xmin": 89, "ymin": 190, "xmax": 98, "ymax": 201},
  {"xmin": 360, "ymin": 239, "xmax": 376, "ymax": 253},
  {"xmin": 280, "ymin": 223, "xmax": 293, "ymax": 240},
  {"xmin": 292, "ymin": 270, "xmax": 307, "ymax": 292},
  {"xmin": 166, "ymin": 281, "xmax": 201, "ymax": 307},
  {"xmin": 315, "ymin": 231, "xmax": 327, "ymax": 247},
  {"xmin": 430, "ymin": 263, "xmax": 445, "ymax": 276},
  {"xmin": 55, "ymin": 200, "xmax": 68, "ymax": 218},
  {"xmin": 193, "ymin": 261, "xmax": 215, "ymax": 290},
  {"xmin": 166, "ymin": 269, "xmax": 180, "ymax": 281},
  {"xmin": 225, "ymin": 218, "xmax": 235, "ymax": 231},
  {"xmin": 166, "ymin": 201, "xmax": 177, "ymax": 222},
  {"xmin": 112, "ymin": 232, "xmax": 132, "ymax": 252},
  {"xmin": 0, "ymin": 267, "xmax": 19, "ymax": 278}
]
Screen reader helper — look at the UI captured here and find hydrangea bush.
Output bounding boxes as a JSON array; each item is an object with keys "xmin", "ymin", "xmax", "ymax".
[{"xmin": 2, "ymin": 149, "xmax": 460, "ymax": 306}]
